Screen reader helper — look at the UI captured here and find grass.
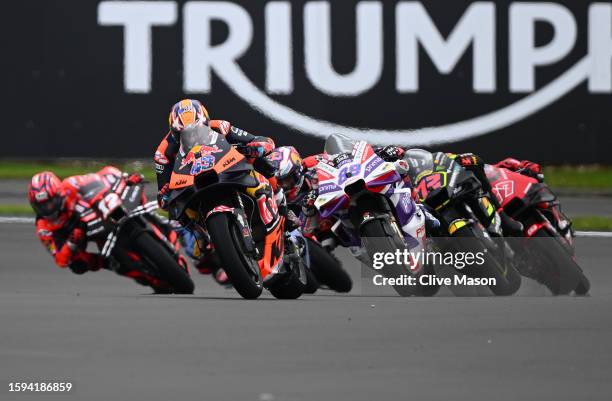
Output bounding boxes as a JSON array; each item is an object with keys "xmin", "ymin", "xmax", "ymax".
[
  {"xmin": 570, "ymin": 216, "xmax": 612, "ymax": 232},
  {"xmin": 0, "ymin": 161, "xmax": 610, "ymax": 190},
  {"xmin": 2, "ymin": 204, "xmax": 610, "ymax": 231},
  {"xmin": 1, "ymin": 161, "xmax": 610, "ymax": 230},
  {"xmin": 0, "ymin": 160, "xmax": 155, "ymax": 181},
  {"xmin": 0, "ymin": 204, "xmax": 37, "ymax": 216},
  {"xmin": 544, "ymin": 166, "xmax": 612, "ymax": 191}
]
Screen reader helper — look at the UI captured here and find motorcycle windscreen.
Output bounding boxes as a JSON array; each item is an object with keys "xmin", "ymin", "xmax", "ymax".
[
  {"xmin": 324, "ymin": 133, "xmax": 355, "ymax": 155},
  {"xmin": 180, "ymin": 124, "xmax": 222, "ymax": 151},
  {"xmin": 404, "ymin": 149, "xmax": 435, "ymax": 181}
]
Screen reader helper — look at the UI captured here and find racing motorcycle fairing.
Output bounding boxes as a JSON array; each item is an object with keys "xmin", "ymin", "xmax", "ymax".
[{"xmin": 315, "ymin": 141, "xmax": 401, "ymax": 219}]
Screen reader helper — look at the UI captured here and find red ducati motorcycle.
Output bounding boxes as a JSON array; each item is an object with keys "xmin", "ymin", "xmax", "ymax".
[{"xmin": 485, "ymin": 165, "xmax": 590, "ymax": 295}]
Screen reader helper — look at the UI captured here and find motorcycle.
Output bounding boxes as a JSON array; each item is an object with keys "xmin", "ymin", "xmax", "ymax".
[
  {"xmin": 404, "ymin": 149, "xmax": 522, "ymax": 296},
  {"xmin": 166, "ymin": 124, "xmax": 306, "ymax": 299},
  {"xmin": 77, "ymin": 174, "xmax": 194, "ymax": 294},
  {"xmin": 486, "ymin": 164, "xmax": 590, "ymax": 295},
  {"xmin": 313, "ymin": 135, "xmax": 438, "ymax": 296},
  {"xmin": 288, "ymin": 229, "xmax": 353, "ymax": 294}
]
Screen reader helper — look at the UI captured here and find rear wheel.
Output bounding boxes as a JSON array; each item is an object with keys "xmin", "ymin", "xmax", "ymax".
[
  {"xmin": 306, "ymin": 238, "xmax": 352, "ymax": 293},
  {"xmin": 531, "ymin": 230, "xmax": 587, "ymax": 295},
  {"xmin": 207, "ymin": 213, "xmax": 263, "ymax": 299},
  {"xmin": 133, "ymin": 233, "xmax": 194, "ymax": 294}
]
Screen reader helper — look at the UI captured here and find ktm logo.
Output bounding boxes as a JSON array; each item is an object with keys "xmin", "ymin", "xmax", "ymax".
[{"xmin": 222, "ymin": 157, "xmax": 236, "ymax": 167}]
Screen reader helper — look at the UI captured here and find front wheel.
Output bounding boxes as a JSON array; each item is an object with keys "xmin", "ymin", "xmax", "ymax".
[
  {"xmin": 133, "ymin": 233, "xmax": 194, "ymax": 294},
  {"xmin": 455, "ymin": 225, "xmax": 522, "ymax": 296},
  {"xmin": 207, "ymin": 213, "xmax": 263, "ymax": 299},
  {"xmin": 360, "ymin": 217, "xmax": 434, "ymax": 297},
  {"xmin": 306, "ymin": 238, "xmax": 352, "ymax": 293}
]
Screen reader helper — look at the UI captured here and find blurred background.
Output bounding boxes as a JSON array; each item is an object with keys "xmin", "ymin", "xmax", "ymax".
[{"xmin": 1, "ymin": 0, "xmax": 611, "ymax": 227}]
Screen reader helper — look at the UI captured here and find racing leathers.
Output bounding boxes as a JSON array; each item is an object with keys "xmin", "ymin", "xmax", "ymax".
[
  {"xmin": 154, "ymin": 120, "xmax": 275, "ymax": 210},
  {"xmin": 36, "ymin": 169, "xmax": 185, "ymax": 289},
  {"xmin": 36, "ymin": 168, "xmax": 129, "ymax": 275},
  {"xmin": 154, "ymin": 120, "xmax": 276, "ymax": 281}
]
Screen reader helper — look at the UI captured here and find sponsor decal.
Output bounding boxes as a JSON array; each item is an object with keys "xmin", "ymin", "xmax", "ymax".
[
  {"xmin": 154, "ymin": 150, "xmax": 169, "ymax": 165},
  {"xmin": 35, "ymin": 192, "xmax": 49, "ymax": 201},
  {"xmin": 222, "ymin": 156, "xmax": 237, "ymax": 168},
  {"xmin": 493, "ymin": 180, "xmax": 515, "ymax": 199},
  {"xmin": 99, "ymin": 1, "xmax": 612, "ymax": 146},
  {"xmin": 191, "ymin": 155, "xmax": 216, "ymax": 175}
]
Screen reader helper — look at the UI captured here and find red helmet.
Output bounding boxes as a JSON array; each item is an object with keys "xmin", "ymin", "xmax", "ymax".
[{"xmin": 28, "ymin": 172, "xmax": 68, "ymax": 225}]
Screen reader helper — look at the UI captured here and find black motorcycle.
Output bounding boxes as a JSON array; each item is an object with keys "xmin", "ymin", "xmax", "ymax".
[
  {"xmin": 78, "ymin": 174, "xmax": 194, "ymax": 294},
  {"xmin": 404, "ymin": 149, "xmax": 522, "ymax": 296}
]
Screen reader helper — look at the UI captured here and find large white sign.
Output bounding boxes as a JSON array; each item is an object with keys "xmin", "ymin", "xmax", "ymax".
[{"xmin": 98, "ymin": 1, "xmax": 612, "ymax": 145}]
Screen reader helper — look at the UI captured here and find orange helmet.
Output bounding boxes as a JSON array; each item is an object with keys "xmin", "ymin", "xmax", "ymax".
[{"xmin": 168, "ymin": 99, "xmax": 209, "ymax": 133}]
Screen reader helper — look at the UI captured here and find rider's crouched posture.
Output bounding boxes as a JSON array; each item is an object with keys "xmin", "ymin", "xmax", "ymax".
[
  {"xmin": 29, "ymin": 168, "xmax": 184, "ymax": 288},
  {"xmin": 154, "ymin": 99, "xmax": 277, "ymax": 282},
  {"xmin": 154, "ymin": 99, "xmax": 275, "ymax": 210},
  {"xmin": 281, "ymin": 143, "xmax": 540, "ymax": 238},
  {"xmin": 270, "ymin": 145, "xmax": 439, "ymax": 253}
]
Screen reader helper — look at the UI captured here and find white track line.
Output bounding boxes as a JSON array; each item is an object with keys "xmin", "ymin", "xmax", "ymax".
[
  {"xmin": 575, "ymin": 231, "xmax": 612, "ymax": 238},
  {"xmin": 0, "ymin": 216, "xmax": 35, "ymax": 224},
  {"xmin": 1, "ymin": 216, "xmax": 611, "ymax": 238}
]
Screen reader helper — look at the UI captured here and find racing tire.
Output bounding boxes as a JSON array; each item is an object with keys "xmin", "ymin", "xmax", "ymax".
[
  {"xmin": 268, "ymin": 245, "xmax": 306, "ymax": 300},
  {"xmin": 532, "ymin": 230, "xmax": 588, "ymax": 295},
  {"xmin": 133, "ymin": 233, "xmax": 195, "ymax": 294},
  {"xmin": 360, "ymin": 218, "xmax": 429, "ymax": 297},
  {"xmin": 306, "ymin": 238, "xmax": 352, "ymax": 293},
  {"xmin": 455, "ymin": 225, "xmax": 522, "ymax": 296},
  {"xmin": 207, "ymin": 213, "xmax": 263, "ymax": 299},
  {"xmin": 303, "ymin": 268, "xmax": 319, "ymax": 294}
]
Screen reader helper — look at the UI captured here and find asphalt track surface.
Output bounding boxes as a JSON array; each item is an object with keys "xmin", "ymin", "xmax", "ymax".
[{"xmin": 1, "ymin": 222, "xmax": 611, "ymax": 401}]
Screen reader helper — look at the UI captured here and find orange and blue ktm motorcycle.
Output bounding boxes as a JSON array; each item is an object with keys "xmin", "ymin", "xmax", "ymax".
[{"xmin": 167, "ymin": 124, "xmax": 306, "ymax": 299}]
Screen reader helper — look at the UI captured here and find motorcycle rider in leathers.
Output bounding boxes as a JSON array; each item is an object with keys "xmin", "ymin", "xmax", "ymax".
[
  {"xmin": 285, "ymin": 143, "xmax": 540, "ymax": 239},
  {"xmin": 153, "ymin": 99, "xmax": 277, "ymax": 284},
  {"xmin": 29, "ymin": 167, "xmax": 185, "ymax": 291}
]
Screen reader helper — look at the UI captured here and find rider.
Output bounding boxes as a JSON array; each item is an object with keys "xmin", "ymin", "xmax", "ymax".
[
  {"xmin": 270, "ymin": 144, "xmax": 436, "ymax": 253},
  {"xmin": 154, "ymin": 99, "xmax": 275, "ymax": 210},
  {"xmin": 154, "ymin": 99, "xmax": 277, "ymax": 284},
  {"xmin": 279, "ymin": 139, "xmax": 534, "ymax": 237},
  {"xmin": 29, "ymin": 168, "xmax": 181, "ymax": 290}
]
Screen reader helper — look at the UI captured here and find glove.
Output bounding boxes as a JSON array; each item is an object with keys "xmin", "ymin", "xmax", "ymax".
[
  {"xmin": 378, "ymin": 146, "xmax": 405, "ymax": 162},
  {"xmin": 301, "ymin": 189, "xmax": 318, "ymax": 217},
  {"xmin": 157, "ymin": 183, "xmax": 171, "ymax": 210},
  {"xmin": 127, "ymin": 173, "xmax": 144, "ymax": 186},
  {"xmin": 455, "ymin": 153, "xmax": 483, "ymax": 167},
  {"xmin": 243, "ymin": 140, "xmax": 274, "ymax": 158},
  {"xmin": 519, "ymin": 160, "xmax": 542, "ymax": 176},
  {"xmin": 495, "ymin": 157, "xmax": 522, "ymax": 171}
]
